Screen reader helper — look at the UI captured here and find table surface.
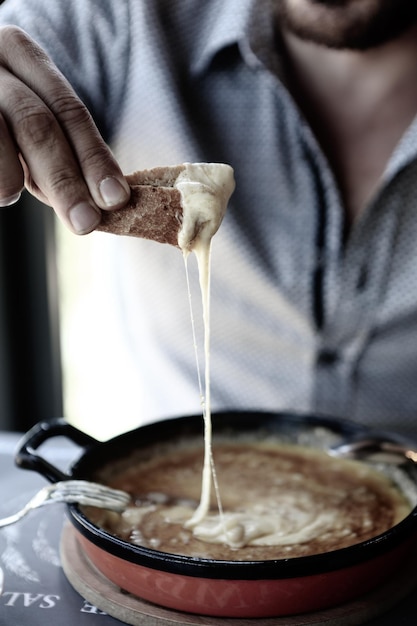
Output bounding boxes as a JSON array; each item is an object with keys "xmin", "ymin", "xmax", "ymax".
[{"xmin": 1, "ymin": 431, "xmax": 417, "ymax": 626}]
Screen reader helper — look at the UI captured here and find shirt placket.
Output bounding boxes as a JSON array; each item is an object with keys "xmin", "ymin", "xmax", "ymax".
[{"xmin": 312, "ymin": 194, "xmax": 401, "ymax": 419}]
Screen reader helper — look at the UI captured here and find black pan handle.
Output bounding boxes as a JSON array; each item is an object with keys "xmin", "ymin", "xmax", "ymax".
[{"xmin": 15, "ymin": 417, "xmax": 99, "ymax": 483}]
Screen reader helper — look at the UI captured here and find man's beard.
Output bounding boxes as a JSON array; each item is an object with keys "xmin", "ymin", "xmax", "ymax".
[{"xmin": 275, "ymin": 0, "xmax": 417, "ymax": 50}]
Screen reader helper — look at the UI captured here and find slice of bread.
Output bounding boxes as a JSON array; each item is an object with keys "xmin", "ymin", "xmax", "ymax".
[
  {"xmin": 96, "ymin": 163, "xmax": 235, "ymax": 251},
  {"xmin": 96, "ymin": 165, "xmax": 186, "ymax": 247}
]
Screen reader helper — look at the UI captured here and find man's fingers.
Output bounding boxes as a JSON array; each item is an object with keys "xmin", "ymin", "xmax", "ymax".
[
  {"xmin": 0, "ymin": 66, "xmax": 101, "ymax": 233},
  {"xmin": 47, "ymin": 92, "xmax": 131, "ymax": 209},
  {"xmin": 0, "ymin": 111, "xmax": 24, "ymax": 206},
  {"xmin": 17, "ymin": 154, "xmax": 100, "ymax": 234},
  {"xmin": 0, "ymin": 26, "xmax": 130, "ymax": 233}
]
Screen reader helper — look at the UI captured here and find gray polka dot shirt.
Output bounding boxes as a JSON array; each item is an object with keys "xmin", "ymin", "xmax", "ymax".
[{"xmin": 3, "ymin": 0, "xmax": 417, "ymax": 437}]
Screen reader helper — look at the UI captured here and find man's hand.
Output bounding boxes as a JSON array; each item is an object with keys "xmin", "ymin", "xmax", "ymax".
[{"xmin": 0, "ymin": 26, "xmax": 130, "ymax": 234}]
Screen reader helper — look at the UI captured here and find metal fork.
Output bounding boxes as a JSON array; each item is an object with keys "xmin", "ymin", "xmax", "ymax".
[
  {"xmin": 0, "ymin": 480, "xmax": 130, "ymax": 528},
  {"xmin": 329, "ymin": 436, "xmax": 417, "ymax": 465}
]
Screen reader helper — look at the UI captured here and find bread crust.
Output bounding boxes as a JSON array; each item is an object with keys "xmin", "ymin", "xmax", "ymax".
[{"xmin": 96, "ymin": 166, "xmax": 186, "ymax": 246}]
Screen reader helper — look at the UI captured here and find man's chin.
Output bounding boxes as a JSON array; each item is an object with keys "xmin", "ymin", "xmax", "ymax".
[{"xmin": 275, "ymin": 0, "xmax": 417, "ymax": 51}]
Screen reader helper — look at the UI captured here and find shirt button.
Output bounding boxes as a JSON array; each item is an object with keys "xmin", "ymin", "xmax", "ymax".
[{"xmin": 317, "ymin": 349, "xmax": 339, "ymax": 366}]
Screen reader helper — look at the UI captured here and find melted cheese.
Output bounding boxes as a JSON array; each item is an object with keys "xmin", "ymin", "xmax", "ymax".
[
  {"xmin": 174, "ymin": 163, "xmax": 235, "ymax": 531},
  {"xmin": 175, "ymin": 162, "xmax": 235, "ymax": 255},
  {"xmin": 87, "ymin": 440, "xmax": 412, "ymax": 559}
]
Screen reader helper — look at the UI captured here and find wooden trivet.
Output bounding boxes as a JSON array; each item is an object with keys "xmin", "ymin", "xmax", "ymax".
[{"xmin": 60, "ymin": 523, "xmax": 417, "ymax": 626}]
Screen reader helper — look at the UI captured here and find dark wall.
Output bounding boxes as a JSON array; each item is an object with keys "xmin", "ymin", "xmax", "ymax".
[{"xmin": 0, "ymin": 194, "xmax": 63, "ymax": 431}]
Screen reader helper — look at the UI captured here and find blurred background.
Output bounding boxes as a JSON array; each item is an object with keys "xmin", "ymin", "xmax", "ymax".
[
  {"xmin": 0, "ymin": 193, "xmax": 139, "ymax": 440},
  {"xmin": 0, "ymin": 195, "xmax": 62, "ymax": 433}
]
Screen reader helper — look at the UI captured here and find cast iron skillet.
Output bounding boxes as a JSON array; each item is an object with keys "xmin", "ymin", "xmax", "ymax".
[{"xmin": 12, "ymin": 411, "xmax": 417, "ymax": 617}]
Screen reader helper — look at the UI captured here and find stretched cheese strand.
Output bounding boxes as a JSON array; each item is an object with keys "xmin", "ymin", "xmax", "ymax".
[
  {"xmin": 174, "ymin": 163, "xmax": 234, "ymax": 529},
  {"xmin": 182, "ymin": 243, "xmax": 220, "ymax": 528}
]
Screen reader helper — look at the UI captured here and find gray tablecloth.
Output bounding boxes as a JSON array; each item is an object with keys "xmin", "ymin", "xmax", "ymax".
[{"xmin": 0, "ymin": 432, "xmax": 122, "ymax": 625}]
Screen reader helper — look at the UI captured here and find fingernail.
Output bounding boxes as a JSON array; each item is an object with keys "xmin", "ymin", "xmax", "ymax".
[
  {"xmin": 99, "ymin": 176, "xmax": 130, "ymax": 206},
  {"xmin": 69, "ymin": 201, "xmax": 101, "ymax": 234},
  {"xmin": 0, "ymin": 192, "xmax": 22, "ymax": 207}
]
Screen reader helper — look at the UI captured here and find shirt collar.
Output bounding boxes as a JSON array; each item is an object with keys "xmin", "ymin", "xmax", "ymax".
[
  {"xmin": 187, "ymin": 0, "xmax": 417, "ymax": 184},
  {"xmin": 190, "ymin": 0, "xmax": 279, "ymax": 76}
]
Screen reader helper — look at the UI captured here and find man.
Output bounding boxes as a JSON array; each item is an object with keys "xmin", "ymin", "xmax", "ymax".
[{"xmin": 0, "ymin": 0, "xmax": 417, "ymax": 435}]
